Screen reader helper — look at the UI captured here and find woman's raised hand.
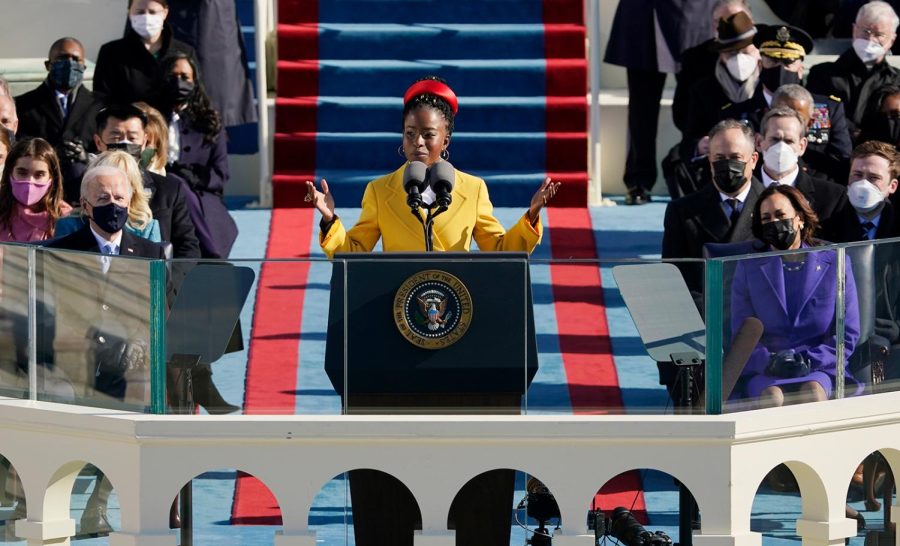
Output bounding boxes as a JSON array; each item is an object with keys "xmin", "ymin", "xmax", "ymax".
[
  {"xmin": 527, "ymin": 177, "xmax": 561, "ymax": 223},
  {"xmin": 305, "ymin": 179, "xmax": 335, "ymax": 222}
]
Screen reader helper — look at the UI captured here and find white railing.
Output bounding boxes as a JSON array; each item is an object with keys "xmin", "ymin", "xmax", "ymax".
[
  {"xmin": 255, "ymin": 0, "xmax": 277, "ymax": 208},
  {"xmin": 2, "ymin": 392, "xmax": 900, "ymax": 545}
]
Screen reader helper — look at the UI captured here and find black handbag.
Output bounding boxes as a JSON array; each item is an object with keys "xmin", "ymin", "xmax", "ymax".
[
  {"xmin": 87, "ymin": 328, "xmax": 147, "ymax": 377},
  {"xmin": 765, "ymin": 350, "xmax": 811, "ymax": 378}
]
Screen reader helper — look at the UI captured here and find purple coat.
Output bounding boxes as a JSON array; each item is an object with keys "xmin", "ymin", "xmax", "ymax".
[
  {"xmin": 173, "ymin": 121, "xmax": 238, "ymax": 258},
  {"xmin": 730, "ymin": 248, "xmax": 862, "ymax": 398}
]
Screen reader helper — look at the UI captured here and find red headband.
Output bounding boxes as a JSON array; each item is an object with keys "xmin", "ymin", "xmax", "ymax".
[{"xmin": 403, "ymin": 80, "xmax": 458, "ymax": 115}]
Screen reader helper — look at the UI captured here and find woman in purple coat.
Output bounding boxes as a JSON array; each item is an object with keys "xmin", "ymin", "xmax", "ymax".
[
  {"xmin": 161, "ymin": 52, "xmax": 238, "ymax": 258},
  {"xmin": 731, "ymin": 184, "xmax": 862, "ymax": 407}
]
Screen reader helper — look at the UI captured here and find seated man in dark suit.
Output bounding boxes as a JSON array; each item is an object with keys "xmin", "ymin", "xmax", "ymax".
[
  {"xmin": 770, "ymin": 85, "xmax": 852, "ymax": 186},
  {"xmin": 46, "ymin": 164, "xmax": 167, "ymax": 399},
  {"xmin": 663, "ymin": 119, "xmax": 764, "ymax": 299},
  {"xmin": 755, "ymin": 107, "xmax": 848, "ymax": 240},
  {"xmin": 15, "ymin": 37, "xmax": 104, "ymax": 205},
  {"xmin": 831, "ymin": 140, "xmax": 899, "ymax": 242},
  {"xmin": 93, "ymin": 104, "xmax": 200, "ymax": 258},
  {"xmin": 46, "ymin": 164, "xmax": 168, "ymax": 535}
]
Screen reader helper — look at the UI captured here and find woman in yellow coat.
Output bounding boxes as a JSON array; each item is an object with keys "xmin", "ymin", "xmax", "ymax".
[{"xmin": 305, "ymin": 76, "xmax": 560, "ymax": 257}]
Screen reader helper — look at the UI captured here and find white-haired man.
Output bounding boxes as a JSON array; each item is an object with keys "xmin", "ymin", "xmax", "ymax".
[
  {"xmin": 808, "ymin": 0, "xmax": 900, "ymax": 138},
  {"xmin": 45, "ymin": 164, "xmax": 167, "ymax": 535},
  {"xmin": 47, "ymin": 164, "xmax": 165, "ymax": 259}
]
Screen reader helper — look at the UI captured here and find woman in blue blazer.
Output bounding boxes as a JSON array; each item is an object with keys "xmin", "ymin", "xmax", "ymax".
[{"xmin": 731, "ymin": 184, "xmax": 862, "ymax": 407}]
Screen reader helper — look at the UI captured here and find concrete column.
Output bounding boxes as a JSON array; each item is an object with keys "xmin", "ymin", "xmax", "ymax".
[
  {"xmin": 796, "ymin": 518, "xmax": 858, "ymax": 546},
  {"xmin": 693, "ymin": 533, "xmax": 763, "ymax": 546},
  {"xmin": 108, "ymin": 532, "xmax": 177, "ymax": 546},
  {"xmin": 273, "ymin": 531, "xmax": 318, "ymax": 546},
  {"xmin": 551, "ymin": 534, "xmax": 596, "ymax": 545},
  {"xmin": 15, "ymin": 518, "xmax": 75, "ymax": 546},
  {"xmin": 413, "ymin": 532, "xmax": 456, "ymax": 546}
]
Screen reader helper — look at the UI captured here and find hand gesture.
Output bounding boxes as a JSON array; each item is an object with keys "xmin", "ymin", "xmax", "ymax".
[
  {"xmin": 61, "ymin": 138, "xmax": 88, "ymax": 164},
  {"xmin": 305, "ymin": 179, "xmax": 335, "ymax": 222},
  {"xmin": 528, "ymin": 177, "xmax": 560, "ymax": 223}
]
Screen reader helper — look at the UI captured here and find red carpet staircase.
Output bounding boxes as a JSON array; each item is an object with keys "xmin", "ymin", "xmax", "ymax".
[{"xmin": 272, "ymin": 0, "xmax": 588, "ymax": 208}]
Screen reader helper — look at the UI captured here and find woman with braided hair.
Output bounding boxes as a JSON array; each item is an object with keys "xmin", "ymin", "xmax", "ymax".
[{"xmin": 306, "ymin": 76, "xmax": 560, "ymax": 257}]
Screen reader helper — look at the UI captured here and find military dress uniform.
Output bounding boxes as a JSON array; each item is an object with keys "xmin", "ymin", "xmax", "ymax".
[
  {"xmin": 807, "ymin": 48, "xmax": 900, "ymax": 137},
  {"xmin": 720, "ymin": 24, "xmax": 852, "ymax": 184}
]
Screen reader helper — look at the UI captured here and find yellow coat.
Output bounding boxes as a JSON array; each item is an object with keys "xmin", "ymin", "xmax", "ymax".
[{"xmin": 320, "ymin": 165, "xmax": 542, "ymax": 257}]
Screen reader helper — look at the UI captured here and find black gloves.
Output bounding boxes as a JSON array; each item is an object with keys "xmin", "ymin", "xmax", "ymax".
[{"xmin": 60, "ymin": 138, "xmax": 88, "ymax": 164}]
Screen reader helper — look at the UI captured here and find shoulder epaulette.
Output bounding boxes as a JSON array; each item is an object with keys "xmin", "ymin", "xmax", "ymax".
[
  {"xmin": 829, "ymin": 95, "xmax": 841, "ymax": 103},
  {"xmin": 721, "ymin": 103, "xmax": 733, "ymax": 110}
]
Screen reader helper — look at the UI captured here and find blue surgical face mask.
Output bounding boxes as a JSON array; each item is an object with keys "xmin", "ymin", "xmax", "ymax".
[{"xmin": 49, "ymin": 59, "xmax": 85, "ymax": 91}]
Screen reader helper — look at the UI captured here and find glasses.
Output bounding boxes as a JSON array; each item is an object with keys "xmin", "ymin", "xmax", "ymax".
[{"xmin": 859, "ymin": 26, "xmax": 893, "ymax": 43}]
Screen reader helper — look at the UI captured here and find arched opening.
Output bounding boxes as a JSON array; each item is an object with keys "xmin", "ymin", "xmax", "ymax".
[
  {"xmin": 49, "ymin": 462, "xmax": 121, "ymax": 540},
  {"xmin": 0, "ymin": 455, "xmax": 26, "ymax": 543},
  {"xmin": 592, "ymin": 468, "xmax": 688, "ymax": 545},
  {"xmin": 308, "ymin": 468, "xmax": 420, "ymax": 546},
  {"xmin": 751, "ymin": 462, "xmax": 826, "ymax": 544},
  {"xmin": 175, "ymin": 467, "xmax": 285, "ymax": 544},
  {"xmin": 846, "ymin": 450, "xmax": 897, "ymax": 544},
  {"xmin": 448, "ymin": 469, "xmax": 553, "ymax": 546}
]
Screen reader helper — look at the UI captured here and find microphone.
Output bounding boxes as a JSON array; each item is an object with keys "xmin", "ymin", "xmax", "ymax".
[
  {"xmin": 403, "ymin": 161, "xmax": 428, "ymax": 211},
  {"xmin": 428, "ymin": 160, "xmax": 455, "ymax": 208},
  {"xmin": 722, "ymin": 317, "xmax": 764, "ymax": 401}
]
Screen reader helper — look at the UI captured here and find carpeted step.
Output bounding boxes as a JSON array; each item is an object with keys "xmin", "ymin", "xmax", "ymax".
[
  {"xmin": 274, "ymin": 131, "xmax": 587, "ymax": 172},
  {"xmin": 278, "ymin": 23, "xmax": 586, "ymax": 61},
  {"xmin": 271, "ymin": 169, "xmax": 588, "ymax": 208},
  {"xmin": 276, "ymin": 58, "xmax": 587, "ymax": 98},
  {"xmin": 278, "ymin": 0, "xmax": 583, "ymax": 25},
  {"xmin": 275, "ymin": 96, "xmax": 587, "ymax": 133}
]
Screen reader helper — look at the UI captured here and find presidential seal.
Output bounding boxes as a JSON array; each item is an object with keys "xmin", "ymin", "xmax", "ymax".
[{"xmin": 393, "ymin": 270, "xmax": 473, "ymax": 349}]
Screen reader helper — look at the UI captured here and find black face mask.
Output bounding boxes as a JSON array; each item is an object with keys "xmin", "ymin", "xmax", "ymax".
[
  {"xmin": 105, "ymin": 141, "xmax": 143, "ymax": 162},
  {"xmin": 166, "ymin": 78, "xmax": 195, "ymax": 103},
  {"xmin": 712, "ymin": 158, "xmax": 748, "ymax": 194},
  {"xmin": 759, "ymin": 65, "xmax": 801, "ymax": 92},
  {"xmin": 49, "ymin": 59, "xmax": 85, "ymax": 91},
  {"xmin": 760, "ymin": 218, "xmax": 798, "ymax": 250},
  {"xmin": 90, "ymin": 202, "xmax": 129, "ymax": 234}
]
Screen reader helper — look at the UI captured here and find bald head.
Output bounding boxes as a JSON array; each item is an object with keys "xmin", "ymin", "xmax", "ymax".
[
  {"xmin": 0, "ymin": 96, "xmax": 17, "ymax": 134},
  {"xmin": 48, "ymin": 37, "xmax": 85, "ymax": 61}
]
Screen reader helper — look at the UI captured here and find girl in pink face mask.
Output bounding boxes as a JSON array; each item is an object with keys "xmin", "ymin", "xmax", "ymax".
[{"xmin": 0, "ymin": 138, "xmax": 72, "ymax": 242}]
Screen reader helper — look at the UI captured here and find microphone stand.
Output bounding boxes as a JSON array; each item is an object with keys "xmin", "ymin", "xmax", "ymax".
[{"xmin": 410, "ymin": 204, "xmax": 449, "ymax": 252}]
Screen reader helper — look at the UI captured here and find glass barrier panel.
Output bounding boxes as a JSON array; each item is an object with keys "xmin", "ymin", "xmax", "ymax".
[
  {"xmin": 714, "ymin": 245, "xmax": 855, "ymax": 413},
  {"xmin": 0, "ymin": 244, "xmax": 35, "ymax": 401},
  {"xmin": 848, "ymin": 238, "xmax": 900, "ymax": 397},
  {"xmin": 528, "ymin": 258, "xmax": 707, "ymax": 415},
  {"xmin": 161, "ymin": 257, "xmax": 342, "ymax": 416},
  {"xmin": 36, "ymin": 247, "xmax": 155, "ymax": 412},
  {"xmin": 340, "ymin": 254, "xmax": 529, "ymax": 415}
]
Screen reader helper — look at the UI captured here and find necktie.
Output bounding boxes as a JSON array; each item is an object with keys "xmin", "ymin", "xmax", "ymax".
[
  {"xmin": 862, "ymin": 221, "xmax": 876, "ymax": 240},
  {"xmin": 727, "ymin": 198, "xmax": 741, "ymax": 225},
  {"xmin": 100, "ymin": 243, "xmax": 113, "ymax": 274},
  {"xmin": 58, "ymin": 95, "xmax": 68, "ymax": 119}
]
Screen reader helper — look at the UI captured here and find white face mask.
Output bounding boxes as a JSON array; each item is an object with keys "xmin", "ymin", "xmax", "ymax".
[
  {"xmin": 725, "ymin": 53, "xmax": 758, "ymax": 82},
  {"xmin": 763, "ymin": 141, "xmax": 799, "ymax": 175},
  {"xmin": 848, "ymin": 179, "xmax": 886, "ymax": 212},
  {"xmin": 853, "ymin": 38, "xmax": 886, "ymax": 64},
  {"xmin": 130, "ymin": 13, "xmax": 165, "ymax": 40}
]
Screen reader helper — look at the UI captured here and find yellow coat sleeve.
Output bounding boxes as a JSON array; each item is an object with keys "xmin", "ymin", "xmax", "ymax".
[
  {"xmin": 320, "ymin": 183, "xmax": 382, "ymax": 258},
  {"xmin": 471, "ymin": 177, "xmax": 542, "ymax": 252}
]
